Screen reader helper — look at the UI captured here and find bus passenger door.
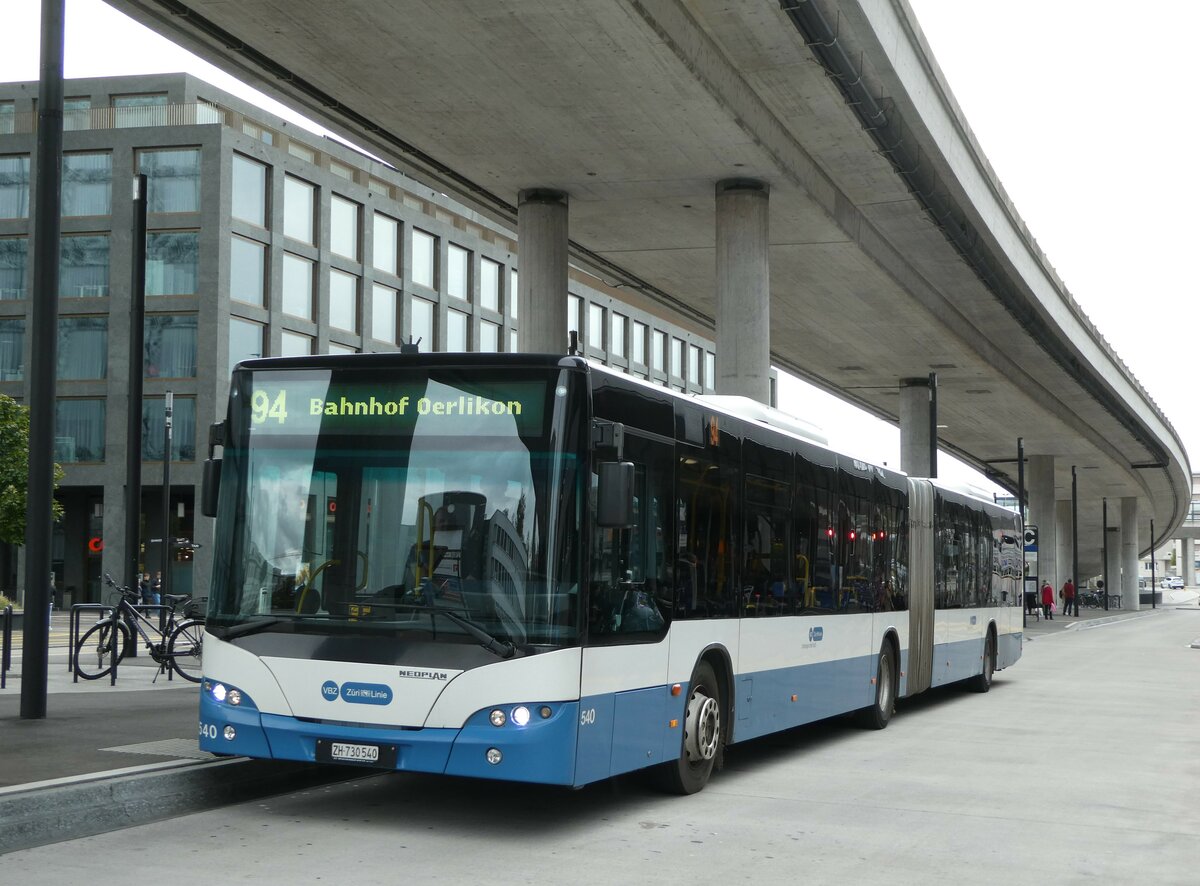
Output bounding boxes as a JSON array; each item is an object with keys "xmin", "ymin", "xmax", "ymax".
[{"xmin": 581, "ymin": 432, "xmax": 674, "ymax": 782}]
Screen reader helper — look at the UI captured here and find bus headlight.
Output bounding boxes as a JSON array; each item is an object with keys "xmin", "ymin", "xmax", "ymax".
[
  {"xmin": 486, "ymin": 748, "xmax": 502, "ymax": 765},
  {"xmin": 210, "ymin": 682, "xmax": 227, "ymax": 703},
  {"xmin": 511, "ymin": 705, "xmax": 531, "ymax": 727},
  {"xmin": 227, "ymin": 689, "xmax": 242, "ymax": 706},
  {"xmin": 489, "ymin": 709, "xmax": 507, "ymax": 727}
]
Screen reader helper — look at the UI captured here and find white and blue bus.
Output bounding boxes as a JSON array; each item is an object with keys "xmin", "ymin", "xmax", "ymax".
[{"xmin": 198, "ymin": 353, "xmax": 1022, "ymax": 793}]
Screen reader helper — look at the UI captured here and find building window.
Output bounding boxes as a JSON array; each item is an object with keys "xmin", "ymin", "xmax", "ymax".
[
  {"xmin": 0, "ymin": 102, "xmax": 13, "ymax": 135},
  {"xmin": 146, "ymin": 232, "xmax": 198, "ymax": 295},
  {"xmin": 0, "ymin": 318, "xmax": 24, "ymax": 380},
  {"xmin": 62, "ymin": 153, "xmax": 111, "ymax": 216},
  {"xmin": 651, "ymin": 330, "xmax": 666, "ymax": 373},
  {"xmin": 567, "ymin": 294, "xmax": 581, "ymax": 337},
  {"xmin": 480, "ymin": 258, "xmax": 500, "ymax": 312},
  {"xmin": 55, "ymin": 399, "xmax": 106, "ymax": 462},
  {"xmin": 671, "ymin": 338, "xmax": 684, "ymax": 381},
  {"xmin": 372, "ymin": 283, "xmax": 398, "ymax": 344},
  {"xmin": 326, "ymin": 342, "xmax": 357, "ymax": 355},
  {"xmin": 231, "ymin": 154, "xmax": 268, "ymax": 227},
  {"xmin": 282, "ymin": 252, "xmax": 314, "ymax": 320},
  {"xmin": 447, "ymin": 308, "xmax": 469, "ymax": 351},
  {"xmin": 689, "ymin": 344, "xmax": 702, "ymax": 387},
  {"xmin": 509, "ymin": 328, "xmax": 519, "ymax": 352},
  {"xmin": 57, "ymin": 317, "xmax": 108, "ymax": 380},
  {"xmin": 331, "ymin": 195, "xmax": 360, "ymax": 260},
  {"xmin": 447, "ymin": 244, "xmax": 469, "ymax": 300},
  {"xmin": 0, "ymin": 237, "xmax": 28, "ymax": 299},
  {"xmin": 479, "ymin": 320, "xmax": 500, "ymax": 353},
  {"xmin": 587, "ymin": 303, "xmax": 604, "ymax": 351},
  {"xmin": 705, "ymin": 352, "xmax": 716, "ymax": 391},
  {"xmin": 284, "ymin": 175, "xmax": 316, "ymax": 244},
  {"xmin": 329, "ymin": 269, "xmax": 358, "ymax": 333},
  {"xmin": 230, "ymin": 236, "xmax": 266, "ymax": 306},
  {"xmin": 0, "ymin": 155, "xmax": 31, "ymax": 219},
  {"xmin": 139, "ymin": 148, "xmax": 201, "ymax": 213},
  {"xmin": 63, "ymin": 97, "xmax": 91, "ymax": 131},
  {"xmin": 373, "ymin": 213, "xmax": 399, "ymax": 276},
  {"xmin": 144, "ymin": 314, "xmax": 198, "ymax": 378},
  {"xmin": 112, "ymin": 93, "xmax": 166, "ymax": 128},
  {"xmin": 610, "ymin": 313, "xmax": 627, "ymax": 359},
  {"xmin": 280, "ymin": 330, "xmax": 313, "ymax": 357},
  {"xmin": 329, "ymin": 159, "xmax": 354, "ymax": 181},
  {"xmin": 142, "ymin": 397, "xmax": 196, "ymax": 461},
  {"xmin": 510, "ymin": 269, "xmax": 519, "ymax": 318},
  {"xmin": 412, "ymin": 229, "xmax": 436, "ymax": 289},
  {"xmin": 287, "ymin": 141, "xmax": 315, "ymax": 163},
  {"xmin": 60, "ymin": 235, "xmax": 109, "ymax": 297},
  {"xmin": 632, "ymin": 321, "xmax": 647, "ymax": 365},
  {"xmin": 410, "ymin": 297, "xmax": 434, "ymax": 351},
  {"xmin": 229, "ymin": 317, "xmax": 263, "ymax": 375}
]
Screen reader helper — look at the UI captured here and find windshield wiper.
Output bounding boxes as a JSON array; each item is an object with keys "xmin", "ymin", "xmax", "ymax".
[
  {"xmin": 213, "ymin": 616, "xmax": 287, "ymax": 640},
  {"xmin": 393, "ymin": 602, "xmax": 515, "ymax": 659}
]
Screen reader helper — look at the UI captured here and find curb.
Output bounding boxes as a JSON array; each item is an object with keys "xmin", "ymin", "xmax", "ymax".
[{"xmin": 0, "ymin": 756, "xmax": 361, "ymax": 856}]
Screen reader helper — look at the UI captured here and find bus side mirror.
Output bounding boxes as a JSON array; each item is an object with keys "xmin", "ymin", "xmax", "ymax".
[
  {"xmin": 597, "ymin": 461, "xmax": 635, "ymax": 528},
  {"xmin": 201, "ymin": 457, "xmax": 221, "ymax": 517},
  {"xmin": 201, "ymin": 420, "xmax": 225, "ymax": 518}
]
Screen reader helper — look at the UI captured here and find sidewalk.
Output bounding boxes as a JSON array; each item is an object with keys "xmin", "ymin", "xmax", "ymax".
[
  {"xmin": 1020, "ymin": 596, "xmax": 1191, "ymax": 638},
  {"xmin": 1, "ymin": 612, "xmax": 207, "ymax": 789}
]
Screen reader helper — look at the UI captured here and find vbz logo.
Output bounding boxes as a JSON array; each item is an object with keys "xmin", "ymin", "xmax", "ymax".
[
  {"xmin": 321, "ymin": 680, "xmax": 340, "ymax": 701},
  {"xmin": 808, "ymin": 626, "xmax": 824, "ymax": 642}
]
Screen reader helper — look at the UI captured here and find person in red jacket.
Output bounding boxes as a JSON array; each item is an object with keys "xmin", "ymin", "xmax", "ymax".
[
  {"xmin": 1060, "ymin": 578, "xmax": 1076, "ymax": 617},
  {"xmin": 1041, "ymin": 580, "xmax": 1054, "ymax": 620}
]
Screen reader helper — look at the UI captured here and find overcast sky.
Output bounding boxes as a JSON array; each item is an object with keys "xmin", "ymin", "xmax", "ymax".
[{"xmin": 3, "ymin": 0, "xmax": 1193, "ymax": 486}]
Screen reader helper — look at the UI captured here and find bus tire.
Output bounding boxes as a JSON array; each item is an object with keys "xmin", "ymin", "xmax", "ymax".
[
  {"xmin": 657, "ymin": 660, "xmax": 722, "ymax": 794},
  {"xmin": 855, "ymin": 642, "xmax": 896, "ymax": 730},
  {"xmin": 969, "ymin": 630, "xmax": 996, "ymax": 694}
]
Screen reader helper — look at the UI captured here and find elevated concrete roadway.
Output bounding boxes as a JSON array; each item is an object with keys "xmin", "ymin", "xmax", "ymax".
[{"xmin": 108, "ymin": 0, "xmax": 1190, "ymax": 577}]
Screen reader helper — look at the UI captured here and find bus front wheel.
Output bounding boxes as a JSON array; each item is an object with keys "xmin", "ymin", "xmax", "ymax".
[{"xmin": 657, "ymin": 660, "xmax": 722, "ymax": 794}]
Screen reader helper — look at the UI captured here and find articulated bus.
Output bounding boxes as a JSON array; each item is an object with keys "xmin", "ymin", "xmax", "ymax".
[{"xmin": 198, "ymin": 353, "xmax": 1022, "ymax": 793}]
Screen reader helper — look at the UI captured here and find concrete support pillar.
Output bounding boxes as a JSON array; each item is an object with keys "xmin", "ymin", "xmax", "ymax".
[
  {"xmin": 899, "ymin": 378, "xmax": 934, "ymax": 477},
  {"xmin": 1027, "ymin": 455, "xmax": 1057, "ymax": 594},
  {"xmin": 516, "ymin": 189, "xmax": 569, "ymax": 353},
  {"xmin": 1121, "ymin": 497, "xmax": 1139, "ymax": 610},
  {"xmin": 1104, "ymin": 526, "xmax": 1121, "ymax": 608},
  {"xmin": 715, "ymin": 179, "xmax": 770, "ymax": 404},
  {"xmin": 1182, "ymin": 538, "xmax": 1195, "ymax": 588}
]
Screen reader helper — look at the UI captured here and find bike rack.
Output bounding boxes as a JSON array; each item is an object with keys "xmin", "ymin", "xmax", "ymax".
[
  {"xmin": 69, "ymin": 604, "xmax": 114, "ymax": 683},
  {"xmin": 1, "ymin": 605, "xmax": 12, "ymax": 689}
]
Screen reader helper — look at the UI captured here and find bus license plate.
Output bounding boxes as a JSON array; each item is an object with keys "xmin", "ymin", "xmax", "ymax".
[{"xmin": 316, "ymin": 739, "xmax": 397, "ymax": 767}]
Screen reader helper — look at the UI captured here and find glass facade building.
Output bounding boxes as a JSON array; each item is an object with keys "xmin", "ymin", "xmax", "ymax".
[{"xmin": 0, "ymin": 73, "xmax": 722, "ymax": 605}]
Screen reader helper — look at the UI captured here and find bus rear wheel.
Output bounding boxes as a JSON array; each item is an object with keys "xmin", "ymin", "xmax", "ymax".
[
  {"xmin": 969, "ymin": 631, "xmax": 996, "ymax": 693},
  {"xmin": 855, "ymin": 642, "xmax": 896, "ymax": 730},
  {"xmin": 657, "ymin": 660, "xmax": 722, "ymax": 794}
]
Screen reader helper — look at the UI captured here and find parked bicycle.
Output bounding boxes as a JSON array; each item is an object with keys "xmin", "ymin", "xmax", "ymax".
[
  {"xmin": 1079, "ymin": 587, "xmax": 1105, "ymax": 609},
  {"xmin": 74, "ymin": 573, "xmax": 205, "ymax": 683}
]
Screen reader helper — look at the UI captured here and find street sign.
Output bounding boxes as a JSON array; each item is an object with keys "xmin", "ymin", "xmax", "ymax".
[{"xmin": 1024, "ymin": 525, "xmax": 1038, "ymax": 553}]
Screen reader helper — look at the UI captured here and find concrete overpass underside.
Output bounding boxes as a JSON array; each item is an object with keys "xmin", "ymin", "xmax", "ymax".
[{"xmin": 109, "ymin": 0, "xmax": 1190, "ymax": 578}]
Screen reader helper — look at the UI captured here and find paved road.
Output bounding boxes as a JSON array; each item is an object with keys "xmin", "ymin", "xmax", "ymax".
[{"xmin": 2, "ymin": 609, "xmax": 1198, "ymax": 883}]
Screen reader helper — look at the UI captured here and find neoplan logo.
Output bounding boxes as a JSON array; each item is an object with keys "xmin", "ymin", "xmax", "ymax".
[{"xmin": 397, "ymin": 669, "xmax": 449, "ymax": 681}]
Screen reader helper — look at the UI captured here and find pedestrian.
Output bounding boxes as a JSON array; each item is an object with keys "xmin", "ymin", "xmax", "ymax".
[
  {"xmin": 1060, "ymin": 577, "xmax": 1076, "ymax": 617},
  {"xmin": 151, "ymin": 571, "xmax": 163, "ymax": 605},
  {"xmin": 139, "ymin": 572, "xmax": 152, "ymax": 605},
  {"xmin": 1041, "ymin": 580, "xmax": 1054, "ymax": 620}
]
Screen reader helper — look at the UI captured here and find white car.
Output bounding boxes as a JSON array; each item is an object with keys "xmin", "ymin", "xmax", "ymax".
[{"xmin": 1167, "ymin": 577, "xmax": 1185, "ymax": 590}]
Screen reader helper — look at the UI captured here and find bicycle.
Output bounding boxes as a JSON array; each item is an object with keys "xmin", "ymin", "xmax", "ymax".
[{"xmin": 74, "ymin": 573, "xmax": 205, "ymax": 683}]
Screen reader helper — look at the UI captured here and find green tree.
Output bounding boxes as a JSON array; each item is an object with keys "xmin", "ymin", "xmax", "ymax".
[{"xmin": 0, "ymin": 394, "xmax": 64, "ymax": 545}]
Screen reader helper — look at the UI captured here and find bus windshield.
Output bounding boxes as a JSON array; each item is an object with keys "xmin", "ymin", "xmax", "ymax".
[{"xmin": 208, "ymin": 365, "xmax": 585, "ymax": 651}]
